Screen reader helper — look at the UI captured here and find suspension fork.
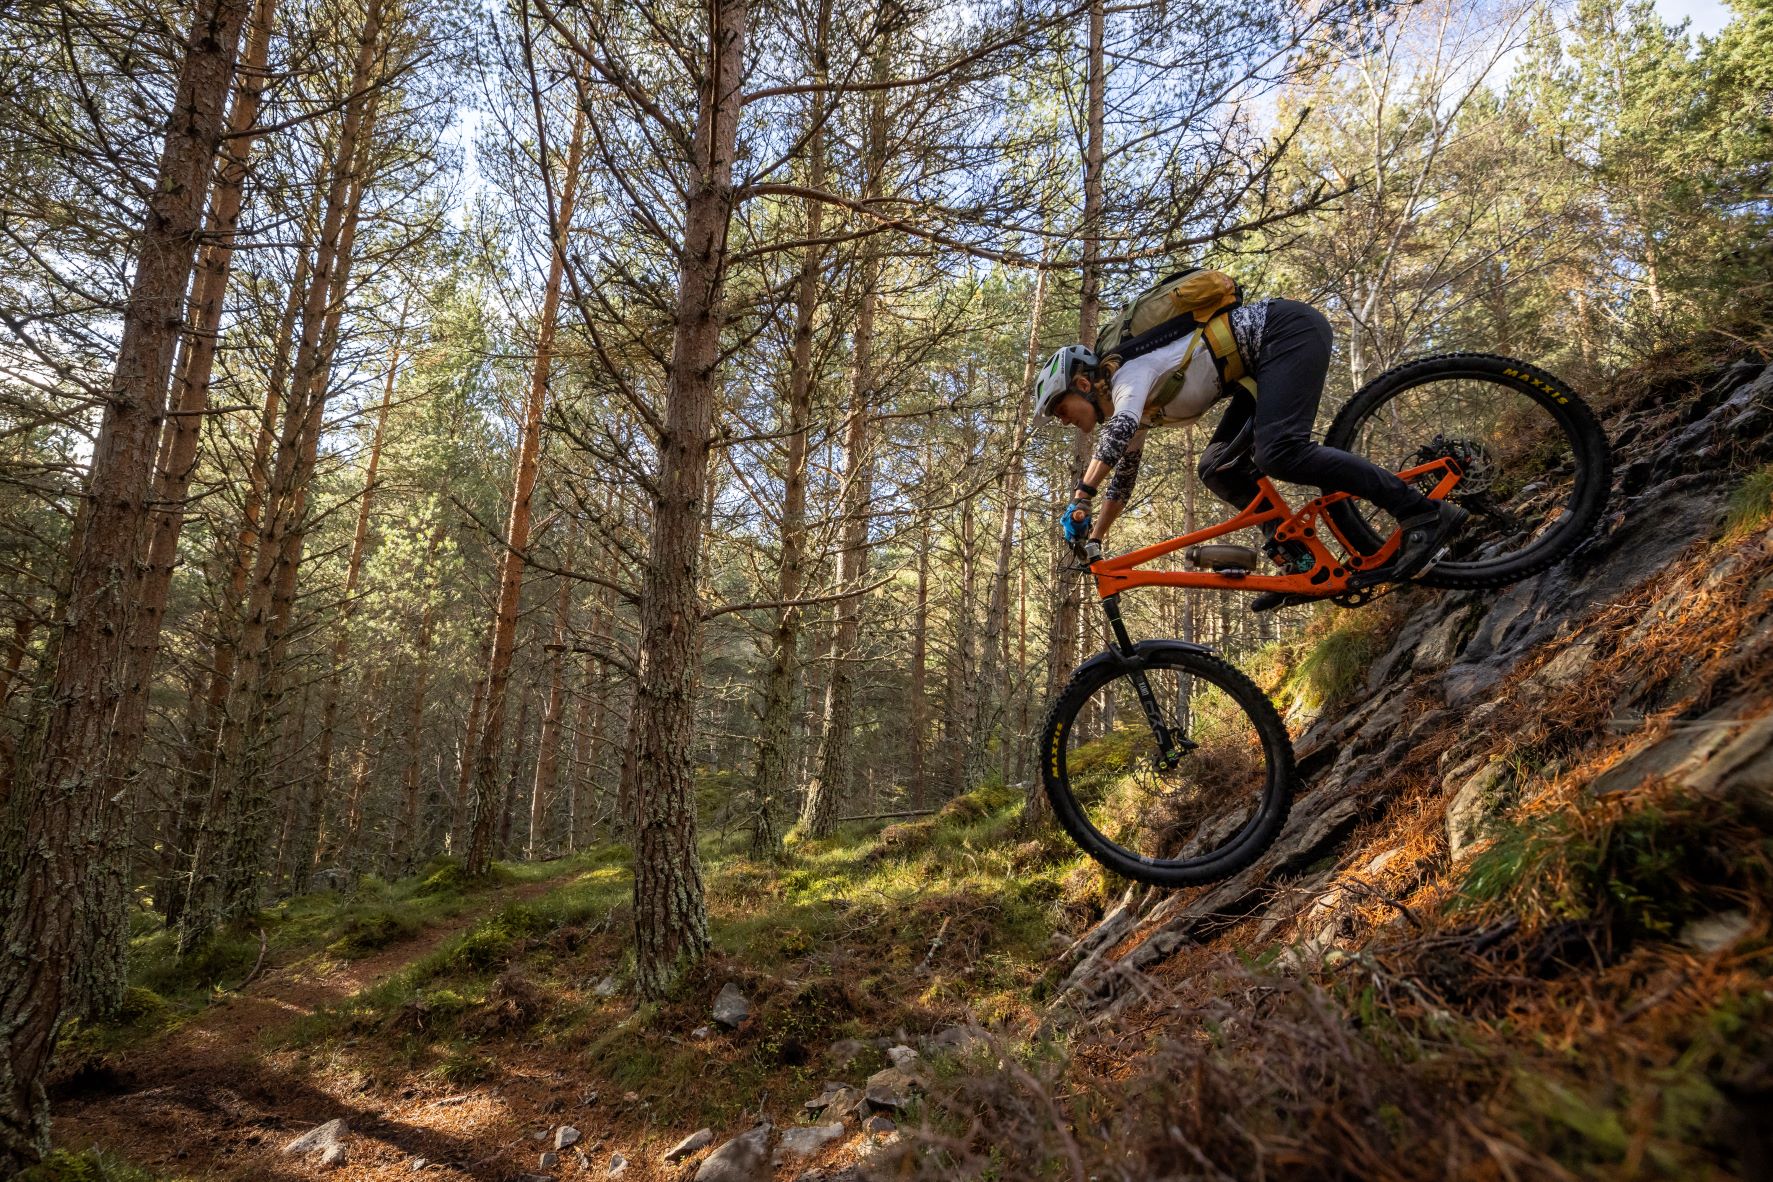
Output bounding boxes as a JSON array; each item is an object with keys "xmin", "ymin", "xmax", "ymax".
[{"xmin": 1101, "ymin": 596, "xmax": 1190, "ymax": 767}]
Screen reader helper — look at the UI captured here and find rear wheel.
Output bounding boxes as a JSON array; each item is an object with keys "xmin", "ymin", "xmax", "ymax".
[
  {"xmin": 1039, "ymin": 648, "xmax": 1295, "ymax": 887},
  {"xmin": 1324, "ymin": 353, "xmax": 1612, "ymax": 589}
]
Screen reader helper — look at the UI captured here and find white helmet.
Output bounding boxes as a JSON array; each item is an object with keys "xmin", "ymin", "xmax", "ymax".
[{"xmin": 1033, "ymin": 344, "xmax": 1099, "ymax": 423}]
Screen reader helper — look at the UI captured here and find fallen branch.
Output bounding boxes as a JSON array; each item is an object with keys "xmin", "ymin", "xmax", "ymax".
[
  {"xmin": 836, "ymin": 808, "xmax": 938, "ymax": 822},
  {"xmin": 227, "ymin": 927, "xmax": 269, "ymax": 993}
]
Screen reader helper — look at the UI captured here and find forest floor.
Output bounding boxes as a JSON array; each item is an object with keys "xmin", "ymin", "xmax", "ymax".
[
  {"xmin": 45, "ymin": 784, "xmax": 1087, "ymax": 1182},
  {"xmin": 38, "ymin": 337, "xmax": 1773, "ymax": 1182}
]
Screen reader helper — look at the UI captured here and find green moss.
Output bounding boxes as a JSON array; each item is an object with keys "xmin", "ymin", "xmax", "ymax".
[
  {"xmin": 325, "ymin": 908, "xmax": 421, "ymax": 959},
  {"xmin": 417, "ymin": 857, "xmax": 471, "ymax": 897}
]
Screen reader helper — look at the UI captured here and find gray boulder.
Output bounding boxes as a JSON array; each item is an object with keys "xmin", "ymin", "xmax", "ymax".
[
  {"xmin": 282, "ymin": 1118, "xmax": 348, "ymax": 1169},
  {"xmin": 694, "ymin": 1124, "xmax": 772, "ymax": 1182},
  {"xmin": 309, "ymin": 867, "xmax": 351, "ymax": 893},
  {"xmin": 664, "ymin": 1128, "xmax": 714, "ymax": 1162},
  {"xmin": 1446, "ymin": 757, "xmax": 1514, "ymax": 861},
  {"xmin": 774, "ymin": 1122, "xmax": 845, "ymax": 1161},
  {"xmin": 825, "ymin": 1037, "xmax": 867, "ymax": 1068},
  {"xmin": 712, "ymin": 981, "xmax": 751, "ymax": 1028},
  {"xmin": 862, "ymin": 1065, "xmax": 919, "ymax": 1111}
]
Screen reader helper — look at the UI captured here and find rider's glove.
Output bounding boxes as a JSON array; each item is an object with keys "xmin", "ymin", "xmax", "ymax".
[{"xmin": 1061, "ymin": 499, "xmax": 1093, "ymax": 544}]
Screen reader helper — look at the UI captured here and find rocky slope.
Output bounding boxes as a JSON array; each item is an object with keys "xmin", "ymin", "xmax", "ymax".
[{"xmin": 852, "ymin": 339, "xmax": 1769, "ymax": 1182}]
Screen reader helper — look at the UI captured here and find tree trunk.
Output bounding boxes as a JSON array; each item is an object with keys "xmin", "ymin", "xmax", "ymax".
[
  {"xmin": 798, "ymin": 40, "xmax": 891, "ymax": 840},
  {"xmin": 529, "ymin": 552, "xmax": 574, "ymax": 860},
  {"xmin": 465, "ymin": 105, "xmax": 586, "ymax": 875},
  {"xmin": 160, "ymin": 227, "xmax": 311, "ymax": 928},
  {"xmin": 749, "ymin": 10, "xmax": 829, "ymax": 858},
  {"xmin": 1041, "ymin": 0, "xmax": 1104, "ymax": 738},
  {"xmin": 118, "ymin": 0, "xmax": 279, "ymax": 772},
  {"xmin": 182, "ymin": 0, "xmax": 385, "ymax": 945},
  {"xmin": 0, "ymin": 0, "xmax": 250, "ymax": 1164},
  {"xmin": 627, "ymin": 0, "xmax": 748, "ymax": 998},
  {"xmin": 450, "ymin": 638, "xmax": 492, "ymax": 857},
  {"xmin": 311, "ymin": 302, "xmax": 407, "ymax": 864},
  {"xmin": 980, "ymin": 263, "xmax": 1048, "ymax": 785},
  {"xmin": 909, "ymin": 464, "xmax": 931, "ymax": 810},
  {"xmin": 569, "ymin": 655, "xmax": 599, "ymax": 850}
]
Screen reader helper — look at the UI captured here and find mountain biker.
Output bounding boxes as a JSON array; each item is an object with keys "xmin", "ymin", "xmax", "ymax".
[{"xmin": 1035, "ymin": 268, "xmax": 1468, "ymax": 610}]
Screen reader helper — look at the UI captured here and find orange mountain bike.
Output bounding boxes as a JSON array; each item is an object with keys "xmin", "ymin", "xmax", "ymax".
[{"xmin": 1038, "ymin": 354, "xmax": 1612, "ymax": 887}]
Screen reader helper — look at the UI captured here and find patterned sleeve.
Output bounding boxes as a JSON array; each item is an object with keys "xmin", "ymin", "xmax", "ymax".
[
  {"xmin": 1093, "ymin": 411, "xmax": 1141, "ymax": 468},
  {"xmin": 1105, "ymin": 448, "xmax": 1143, "ymax": 503}
]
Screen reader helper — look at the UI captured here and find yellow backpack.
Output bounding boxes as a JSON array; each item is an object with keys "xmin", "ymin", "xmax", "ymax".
[{"xmin": 1094, "ymin": 269, "xmax": 1255, "ymax": 416}]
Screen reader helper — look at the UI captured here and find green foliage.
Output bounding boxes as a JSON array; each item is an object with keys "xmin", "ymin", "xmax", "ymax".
[
  {"xmin": 418, "ymin": 857, "xmax": 472, "ymax": 896},
  {"xmin": 1283, "ymin": 607, "xmax": 1393, "ymax": 712},
  {"xmin": 1453, "ymin": 794, "xmax": 1770, "ymax": 942},
  {"xmin": 326, "ymin": 908, "xmax": 422, "ymax": 959},
  {"xmin": 14, "ymin": 1151, "xmax": 172, "ymax": 1182},
  {"xmin": 1723, "ymin": 463, "xmax": 1773, "ymax": 539}
]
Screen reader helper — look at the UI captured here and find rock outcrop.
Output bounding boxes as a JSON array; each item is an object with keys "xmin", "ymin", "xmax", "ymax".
[{"xmin": 1050, "ymin": 349, "xmax": 1773, "ymax": 1018}]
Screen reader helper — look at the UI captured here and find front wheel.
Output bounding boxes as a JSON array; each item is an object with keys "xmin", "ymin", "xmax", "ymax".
[
  {"xmin": 1039, "ymin": 647, "xmax": 1296, "ymax": 888},
  {"xmin": 1324, "ymin": 353, "xmax": 1612, "ymax": 589}
]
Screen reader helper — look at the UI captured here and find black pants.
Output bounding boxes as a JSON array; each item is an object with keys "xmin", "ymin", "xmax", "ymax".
[{"xmin": 1198, "ymin": 299, "xmax": 1431, "ymax": 521}]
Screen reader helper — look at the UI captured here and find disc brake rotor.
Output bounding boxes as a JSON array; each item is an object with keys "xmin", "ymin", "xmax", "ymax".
[{"xmin": 1412, "ymin": 434, "xmax": 1496, "ymax": 497}]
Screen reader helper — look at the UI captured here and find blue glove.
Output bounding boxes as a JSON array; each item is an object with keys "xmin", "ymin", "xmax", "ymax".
[{"xmin": 1061, "ymin": 499, "xmax": 1093, "ymax": 544}]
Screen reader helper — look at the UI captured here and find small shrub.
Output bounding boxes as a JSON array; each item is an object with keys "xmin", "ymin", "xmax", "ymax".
[
  {"xmin": 14, "ymin": 1150, "xmax": 161, "ymax": 1182},
  {"xmin": 418, "ymin": 858, "xmax": 471, "ymax": 897},
  {"xmin": 390, "ymin": 987, "xmax": 473, "ymax": 1035},
  {"xmin": 466, "ymin": 970, "xmax": 546, "ymax": 1035},
  {"xmin": 444, "ymin": 927, "xmax": 514, "ymax": 975},
  {"xmin": 434, "ymin": 1043, "xmax": 496, "ymax": 1084},
  {"xmin": 776, "ymin": 927, "xmax": 814, "ymax": 957},
  {"xmin": 114, "ymin": 986, "xmax": 169, "ymax": 1028},
  {"xmin": 327, "ymin": 908, "xmax": 419, "ymax": 959}
]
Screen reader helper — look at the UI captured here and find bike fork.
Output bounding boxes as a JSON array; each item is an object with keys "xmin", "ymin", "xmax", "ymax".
[{"xmin": 1102, "ymin": 596, "xmax": 1189, "ymax": 767}]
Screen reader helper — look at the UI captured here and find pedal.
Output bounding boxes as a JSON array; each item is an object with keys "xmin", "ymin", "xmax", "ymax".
[{"xmin": 1186, "ymin": 543, "xmax": 1259, "ymax": 572}]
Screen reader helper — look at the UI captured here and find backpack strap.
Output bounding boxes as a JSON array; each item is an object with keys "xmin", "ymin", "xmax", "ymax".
[
  {"xmin": 1202, "ymin": 312, "xmax": 1257, "ymax": 399},
  {"xmin": 1137, "ymin": 312, "xmax": 1256, "ymax": 427},
  {"xmin": 1141, "ymin": 332, "xmax": 1206, "ymax": 425}
]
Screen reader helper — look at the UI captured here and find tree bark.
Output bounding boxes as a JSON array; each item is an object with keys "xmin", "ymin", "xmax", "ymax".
[
  {"xmin": 182, "ymin": 0, "xmax": 386, "ymax": 945},
  {"xmin": 749, "ymin": 6, "xmax": 830, "ymax": 858},
  {"xmin": 466, "ymin": 104, "xmax": 586, "ymax": 875},
  {"xmin": 0, "ymin": 0, "xmax": 250, "ymax": 1164},
  {"xmin": 981, "ymin": 262, "xmax": 1048, "ymax": 787},
  {"xmin": 1041, "ymin": 0, "xmax": 1104, "ymax": 728},
  {"xmin": 626, "ymin": 0, "xmax": 749, "ymax": 998},
  {"xmin": 798, "ymin": 38, "xmax": 891, "ymax": 839},
  {"xmin": 529, "ymin": 547, "xmax": 574, "ymax": 860}
]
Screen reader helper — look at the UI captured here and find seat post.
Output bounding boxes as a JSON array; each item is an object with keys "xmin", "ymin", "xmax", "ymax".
[{"xmin": 1100, "ymin": 594, "xmax": 1136, "ymax": 656}]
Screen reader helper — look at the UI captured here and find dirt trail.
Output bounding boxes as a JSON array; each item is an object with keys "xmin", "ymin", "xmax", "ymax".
[{"xmin": 53, "ymin": 872, "xmax": 598, "ymax": 1182}]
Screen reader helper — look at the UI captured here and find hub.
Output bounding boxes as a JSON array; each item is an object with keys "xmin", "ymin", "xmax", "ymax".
[{"xmin": 1413, "ymin": 434, "xmax": 1495, "ymax": 497}]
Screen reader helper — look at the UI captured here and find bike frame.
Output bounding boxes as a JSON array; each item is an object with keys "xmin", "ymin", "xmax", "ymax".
[{"xmin": 1089, "ymin": 458, "xmax": 1464, "ymax": 603}]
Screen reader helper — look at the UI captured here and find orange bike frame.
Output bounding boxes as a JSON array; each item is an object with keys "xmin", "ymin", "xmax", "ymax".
[{"xmin": 1090, "ymin": 459, "xmax": 1463, "ymax": 601}]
